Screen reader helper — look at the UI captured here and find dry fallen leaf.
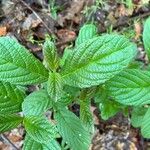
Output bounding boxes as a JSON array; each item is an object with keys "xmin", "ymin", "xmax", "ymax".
[
  {"xmin": 8, "ymin": 134, "xmax": 22, "ymax": 143},
  {"xmin": 133, "ymin": 0, "xmax": 141, "ymax": 5},
  {"xmin": 116, "ymin": 141, "xmax": 124, "ymax": 150},
  {"xmin": 134, "ymin": 22, "xmax": 141, "ymax": 40},
  {"xmin": 57, "ymin": 0, "xmax": 85, "ymax": 26},
  {"xmin": 0, "ymin": 141, "xmax": 8, "ymax": 150},
  {"xmin": 107, "ymin": 11, "xmax": 117, "ymax": 25},
  {"xmin": 57, "ymin": 29, "xmax": 76, "ymax": 42},
  {"xmin": 63, "ymin": 0, "xmax": 85, "ymax": 20},
  {"xmin": 118, "ymin": 4, "xmax": 126, "ymax": 16},
  {"xmin": 0, "ymin": 27, "xmax": 7, "ymax": 36}
]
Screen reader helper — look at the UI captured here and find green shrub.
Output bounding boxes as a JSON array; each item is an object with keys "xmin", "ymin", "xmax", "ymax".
[{"xmin": 0, "ymin": 20, "xmax": 150, "ymax": 149}]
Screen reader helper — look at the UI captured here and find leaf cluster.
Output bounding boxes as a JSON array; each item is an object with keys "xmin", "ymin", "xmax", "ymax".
[{"xmin": 0, "ymin": 19, "xmax": 150, "ymax": 149}]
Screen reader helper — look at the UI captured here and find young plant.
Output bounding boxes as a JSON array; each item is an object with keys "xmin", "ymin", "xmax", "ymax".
[
  {"xmin": 48, "ymin": 0, "xmax": 60, "ymax": 20},
  {"xmin": 0, "ymin": 20, "xmax": 149, "ymax": 149}
]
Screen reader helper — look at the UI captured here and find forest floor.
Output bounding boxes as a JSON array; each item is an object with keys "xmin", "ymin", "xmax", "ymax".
[{"xmin": 0, "ymin": 0, "xmax": 150, "ymax": 149}]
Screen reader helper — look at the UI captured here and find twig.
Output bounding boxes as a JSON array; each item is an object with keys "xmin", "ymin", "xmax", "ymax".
[
  {"xmin": 0, "ymin": 134, "xmax": 19, "ymax": 150},
  {"xmin": 17, "ymin": 0, "xmax": 55, "ymax": 36}
]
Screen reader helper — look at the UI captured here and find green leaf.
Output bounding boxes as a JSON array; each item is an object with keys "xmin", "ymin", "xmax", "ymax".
[
  {"xmin": 79, "ymin": 89, "xmax": 96, "ymax": 131},
  {"xmin": 23, "ymin": 134, "xmax": 42, "ymax": 150},
  {"xmin": 106, "ymin": 69, "xmax": 150, "ymax": 106},
  {"xmin": 55, "ymin": 85, "xmax": 80, "ymax": 107},
  {"xmin": 143, "ymin": 17, "xmax": 150, "ymax": 59},
  {"xmin": 75, "ymin": 24, "xmax": 97, "ymax": 46},
  {"xmin": 94, "ymin": 86, "xmax": 108, "ymax": 103},
  {"xmin": 60, "ymin": 46, "xmax": 73, "ymax": 68},
  {"xmin": 80, "ymin": 99, "xmax": 94, "ymax": 131},
  {"xmin": 94, "ymin": 86, "xmax": 122, "ymax": 120},
  {"xmin": 43, "ymin": 39, "xmax": 59, "ymax": 71},
  {"xmin": 141, "ymin": 108, "xmax": 150, "ymax": 138},
  {"xmin": 51, "ymin": 85, "xmax": 79, "ymax": 108},
  {"xmin": 24, "ymin": 116, "xmax": 57, "ymax": 143},
  {"xmin": 63, "ymin": 85, "xmax": 80, "ymax": 99},
  {"xmin": 43, "ymin": 139, "xmax": 61, "ymax": 150},
  {"xmin": 55, "ymin": 108, "xmax": 91, "ymax": 150},
  {"xmin": 54, "ymin": 91, "xmax": 74, "ymax": 107},
  {"xmin": 62, "ymin": 34, "xmax": 137, "ymax": 88},
  {"xmin": 47, "ymin": 72, "xmax": 63, "ymax": 101},
  {"xmin": 99, "ymin": 100, "xmax": 121, "ymax": 120},
  {"xmin": 131, "ymin": 107, "xmax": 148, "ymax": 128},
  {"xmin": 0, "ymin": 37, "xmax": 48, "ymax": 85},
  {"xmin": 128, "ymin": 61, "xmax": 144, "ymax": 69},
  {"xmin": 23, "ymin": 134, "xmax": 61, "ymax": 150},
  {"xmin": 22, "ymin": 90, "xmax": 50, "ymax": 116},
  {"xmin": 0, "ymin": 114, "xmax": 23, "ymax": 133},
  {"xmin": 0, "ymin": 81, "xmax": 25, "ymax": 114}
]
